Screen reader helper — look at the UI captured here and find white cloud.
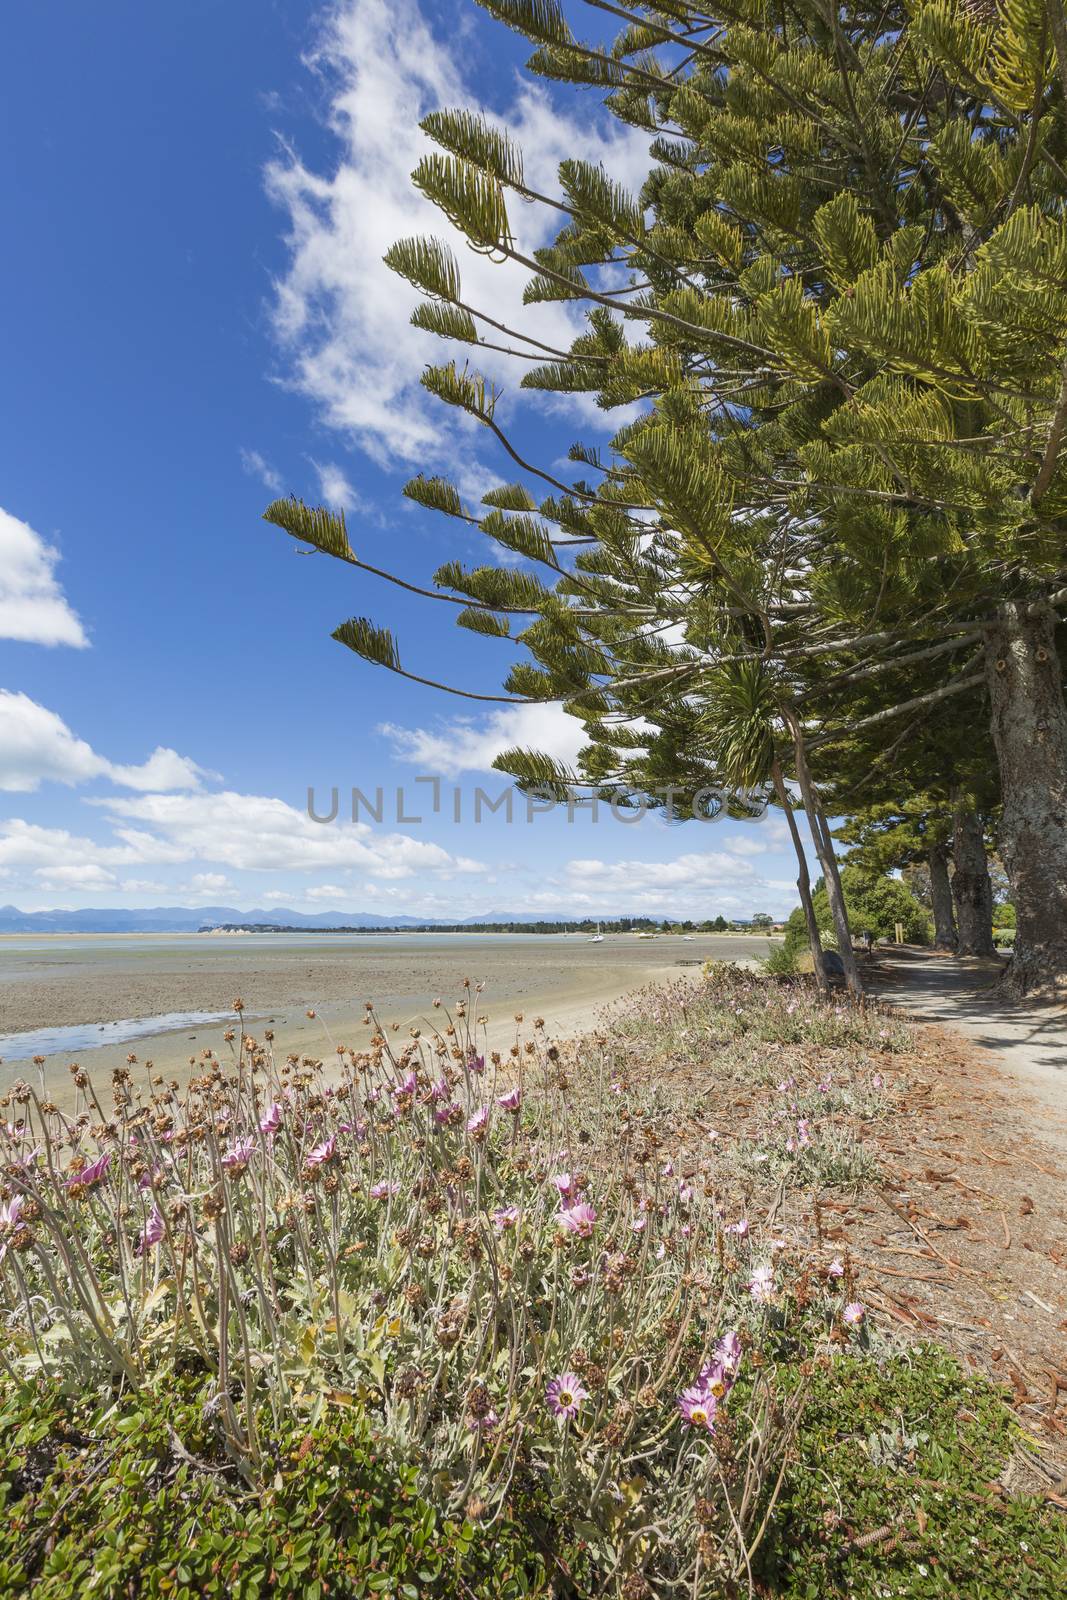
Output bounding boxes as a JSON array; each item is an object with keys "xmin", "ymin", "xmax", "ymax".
[
  {"xmin": 0, "ymin": 691, "xmax": 206, "ymax": 793},
  {"xmin": 0, "ymin": 507, "xmax": 88, "ymax": 648},
  {"xmin": 0, "ymin": 820, "xmax": 184, "ymax": 897},
  {"xmin": 312, "ymin": 458, "xmax": 358, "ymax": 508},
  {"xmin": 379, "ymin": 701, "xmax": 588, "ymax": 779},
  {"xmin": 91, "ymin": 788, "xmax": 483, "ymax": 880},
  {"xmin": 240, "ymin": 448, "xmax": 283, "ymax": 493},
  {"xmin": 0, "ymin": 784, "xmax": 483, "ymax": 902},
  {"xmin": 265, "ymin": 0, "xmax": 650, "ymax": 471},
  {"xmin": 565, "ymin": 851, "xmax": 762, "ymax": 894},
  {"xmin": 187, "ymin": 872, "xmax": 233, "ymax": 895}
]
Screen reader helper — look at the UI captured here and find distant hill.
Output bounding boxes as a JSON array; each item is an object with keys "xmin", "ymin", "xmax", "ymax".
[{"xmin": 0, "ymin": 904, "xmax": 430, "ymax": 934}]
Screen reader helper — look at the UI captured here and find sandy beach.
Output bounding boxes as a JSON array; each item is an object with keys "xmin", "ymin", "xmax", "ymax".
[{"xmin": 0, "ymin": 931, "xmax": 774, "ymax": 1109}]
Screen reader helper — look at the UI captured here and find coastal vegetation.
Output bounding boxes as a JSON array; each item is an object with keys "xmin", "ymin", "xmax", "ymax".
[
  {"xmin": 2, "ymin": 971, "xmax": 1064, "ymax": 1596},
  {"xmin": 265, "ymin": 0, "xmax": 1067, "ymax": 997},
  {"xmin": 199, "ymin": 917, "xmax": 757, "ymax": 936}
]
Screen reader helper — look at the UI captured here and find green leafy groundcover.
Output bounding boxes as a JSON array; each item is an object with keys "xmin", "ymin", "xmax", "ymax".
[
  {"xmin": 2, "ymin": 1348, "xmax": 1062, "ymax": 1599},
  {"xmin": 0, "ymin": 1377, "xmax": 578, "ymax": 1600},
  {"xmin": 761, "ymin": 1348, "xmax": 1066, "ymax": 1599}
]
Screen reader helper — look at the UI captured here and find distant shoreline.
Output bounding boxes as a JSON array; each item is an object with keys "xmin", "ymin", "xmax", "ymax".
[
  {"xmin": 0, "ymin": 925, "xmax": 780, "ymax": 941},
  {"xmin": 194, "ymin": 923, "xmax": 777, "ymax": 936}
]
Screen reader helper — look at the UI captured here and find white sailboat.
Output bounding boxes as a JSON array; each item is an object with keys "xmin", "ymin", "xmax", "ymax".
[{"xmin": 588, "ymin": 922, "xmax": 604, "ymax": 943}]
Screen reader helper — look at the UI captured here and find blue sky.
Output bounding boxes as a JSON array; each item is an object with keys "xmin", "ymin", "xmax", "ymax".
[{"xmin": 0, "ymin": 0, "xmax": 814, "ymax": 921}]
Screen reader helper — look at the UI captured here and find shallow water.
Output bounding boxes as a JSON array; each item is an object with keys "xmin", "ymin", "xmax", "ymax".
[{"xmin": 0, "ymin": 1010, "xmax": 232, "ymax": 1062}]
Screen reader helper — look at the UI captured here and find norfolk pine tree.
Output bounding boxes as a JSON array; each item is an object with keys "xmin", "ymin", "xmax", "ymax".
[{"xmin": 266, "ymin": 0, "xmax": 1067, "ymax": 994}]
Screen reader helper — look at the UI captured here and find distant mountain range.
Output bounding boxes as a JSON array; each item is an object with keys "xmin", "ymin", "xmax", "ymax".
[{"xmin": 0, "ymin": 904, "xmax": 662, "ymax": 934}]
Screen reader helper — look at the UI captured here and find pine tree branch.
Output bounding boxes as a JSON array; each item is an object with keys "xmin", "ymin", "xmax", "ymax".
[
  {"xmin": 807, "ymin": 661, "xmax": 985, "ymax": 746},
  {"xmin": 499, "ymin": 242, "xmax": 782, "ymax": 364},
  {"xmin": 795, "ymin": 631, "xmax": 982, "ymax": 702},
  {"xmin": 582, "ymin": 0, "xmax": 727, "ymax": 60},
  {"xmin": 338, "ymin": 647, "xmax": 541, "ymax": 704},
  {"xmin": 293, "ymin": 544, "xmax": 547, "ymax": 617}
]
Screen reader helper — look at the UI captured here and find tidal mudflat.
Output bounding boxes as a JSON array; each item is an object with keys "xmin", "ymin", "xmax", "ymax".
[{"xmin": 0, "ymin": 931, "xmax": 774, "ymax": 1106}]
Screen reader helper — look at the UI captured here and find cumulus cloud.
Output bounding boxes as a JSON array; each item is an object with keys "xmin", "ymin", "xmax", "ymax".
[
  {"xmin": 0, "ymin": 507, "xmax": 88, "ymax": 648},
  {"xmin": 265, "ymin": 0, "xmax": 650, "ymax": 471},
  {"xmin": 91, "ymin": 789, "xmax": 483, "ymax": 880},
  {"xmin": 312, "ymin": 459, "xmax": 359, "ymax": 508},
  {"xmin": 379, "ymin": 701, "xmax": 589, "ymax": 779},
  {"xmin": 0, "ymin": 784, "xmax": 484, "ymax": 901},
  {"xmin": 565, "ymin": 850, "xmax": 762, "ymax": 894},
  {"xmin": 187, "ymin": 872, "xmax": 233, "ymax": 896},
  {"xmin": 240, "ymin": 448, "xmax": 284, "ymax": 493},
  {"xmin": 0, "ymin": 820, "xmax": 182, "ymax": 898},
  {"xmin": 0, "ymin": 691, "xmax": 207, "ymax": 794}
]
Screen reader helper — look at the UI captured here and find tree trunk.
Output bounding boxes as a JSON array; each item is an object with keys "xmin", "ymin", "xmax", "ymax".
[
  {"xmin": 771, "ymin": 759, "xmax": 828, "ymax": 993},
  {"xmin": 951, "ymin": 808, "xmax": 996, "ymax": 957},
  {"xmin": 783, "ymin": 710, "xmax": 863, "ymax": 997},
  {"xmin": 928, "ymin": 844, "xmax": 957, "ymax": 951},
  {"xmin": 982, "ymin": 601, "xmax": 1067, "ymax": 994}
]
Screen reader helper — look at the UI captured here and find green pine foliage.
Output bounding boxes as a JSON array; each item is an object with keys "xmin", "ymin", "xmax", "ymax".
[{"xmin": 267, "ymin": 0, "xmax": 1067, "ymax": 979}]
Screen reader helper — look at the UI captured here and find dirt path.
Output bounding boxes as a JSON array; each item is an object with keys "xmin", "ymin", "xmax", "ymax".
[{"xmin": 864, "ymin": 948, "xmax": 1067, "ymax": 1153}]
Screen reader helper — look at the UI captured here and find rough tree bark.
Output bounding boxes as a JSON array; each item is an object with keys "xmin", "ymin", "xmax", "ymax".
[
  {"xmin": 928, "ymin": 844, "xmax": 958, "ymax": 952},
  {"xmin": 983, "ymin": 601, "xmax": 1067, "ymax": 994},
  {"xmin": 771, "ymin": 759, "xmax": 828, "ymax": 993},
  {"xmin": 951, "ymin": 807, "xmax": 997, "ymax": 957}
]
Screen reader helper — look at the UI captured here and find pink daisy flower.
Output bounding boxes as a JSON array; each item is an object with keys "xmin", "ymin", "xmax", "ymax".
[
  {"xmin": 0, "ymin": 1195, "xmax": 24, "ymax": 1257},
  {"xmin": 677, "ymin": 1383, "xmax": 717, "ymax": 1432},
  {"xmin": 259, "ymin": 1102, "xmax": 283, "ymax": 1136},
  {"xmin": 697, "ymin": 1359, "xmax": 732, "ymax": 1400},
  {"xmin": 715, "ymin": 1330, "xmax": 742, "ymax": 1373},
  {"xmin": 557, "ymin": 1201, "xmax": 597, "ymax": 1237},
  {"xmin": 369, "ymin": 1180, "xmax": 400, "ymax": 1199},
  {"xmin": 466, "ymin": 1104, "xmax": 490, "ymax": 1135},
  {"xmin": 222, "ymin": 1136, "xmax": 256, "ymax": 1172},
  {"xmin": 843, "ymin": 1301, "xmax": 865, "ymax": 1326},
  {"xmin": 827, "ymin": 1258, "xmax": 845, "ymax": 1279},
  {"xmin": 545, "ymin": 1372, "xmax": 587, "ymax": 1418},
  {"xmin": 492, "ymin": 1206, "xmax": 520, "ymax": 1230},
  {"xmin": 136, "ymin": 1205, "xmax": 165, "ymax": 1255},
  {"xmin": 65, "ymin": 1151, "xmax": 111, "ymax": 1189},
  {"xmin": 496, "ymin": 1086, "xmax": 522, "ymax": 1112},
  {"xmin": 551, "ymin": 1172, "xmax": 576, "ymax": 1197},
  {"xmin": 748, "ymin": 1263, "xmax": 775, "ymax": 1303},
  {"xmin": 306, "ymin": 1134, "xmax": 336, "ymax": 1166}
]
